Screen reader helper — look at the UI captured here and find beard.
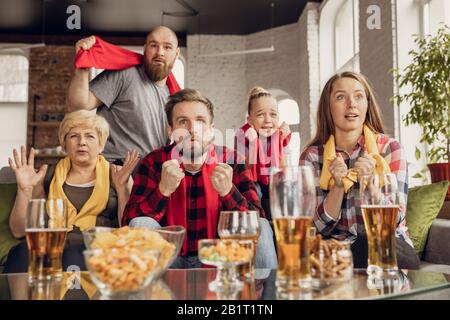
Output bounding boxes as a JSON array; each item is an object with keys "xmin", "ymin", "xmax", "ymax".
[{"xmin": 144, "ymin": 57, "xmax": 174, "ymax": 82}]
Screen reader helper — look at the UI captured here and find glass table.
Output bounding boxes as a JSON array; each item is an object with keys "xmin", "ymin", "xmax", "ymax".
[{"xmin": 1, "ymin": 269, "xmax": 449, "ymax": 300}]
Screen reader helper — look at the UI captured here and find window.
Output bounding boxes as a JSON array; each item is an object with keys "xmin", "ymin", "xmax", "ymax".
[
  {"xmin": 0, "ymin": 53, "xmax": 28, "ymax": 102},
  {"xmin": 319, "ymin": 0, "xmax": 360, "ymax": 88},
  {"xmin": 172, "ymin": 57, "xmax": 185, "ymax": 89},
  {"xmin": 334, "ymin": 0, "xmax": 360, "ymax": 73},
  {"xmin": 278, "ymin": 98, "xmax": 301, "ymax": 163},
  {"xmin": 0, "ymin": 52, "xmax": 28, "ymax": 167},
  {"xmin": 422, "ymin": 0, "xmax": 450, "ymax": 37}
]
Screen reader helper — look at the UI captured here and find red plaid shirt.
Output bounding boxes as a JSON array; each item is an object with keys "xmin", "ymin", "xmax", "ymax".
[{"xmin": 123, "ymin": 144, "xmax": 264, "ymax": 256}]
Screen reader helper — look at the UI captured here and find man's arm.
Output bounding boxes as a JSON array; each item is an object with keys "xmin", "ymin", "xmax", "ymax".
[
  {"xmin": 122, "ymin": 154, "xmax": 174, "ymax": 226},
  {"xmin": 66, "ymin": 68, "xmax": 102, "ymax": 111},
  {"xmin": 66, "ymin": 36, "xmax": 102, "ymax": 111}
]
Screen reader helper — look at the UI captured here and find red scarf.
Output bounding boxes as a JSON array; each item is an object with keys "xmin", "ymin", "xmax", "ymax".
[
  {"xmin": 74, "ymin": 36, "xmax": 181, "ymax": 94},
  {"xmin": 238, "ymin": 123, "xmax": 292, "ymax": 186},
  {"xmin": 163, "ymin": 144, "xmax": 220, "ymax": 256}
]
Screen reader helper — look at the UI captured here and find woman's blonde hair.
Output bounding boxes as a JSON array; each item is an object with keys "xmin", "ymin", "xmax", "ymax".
[
  {"xmin": 247, "ymin": 86, "xmax": 274, "ymax": 114},
  {"xmin": 308, "ymin": 71, "xmax": 385, "ymax": 147},
  {"xmin": 58, "ymin": 110, "xmax": 110, "ymax": 150}
]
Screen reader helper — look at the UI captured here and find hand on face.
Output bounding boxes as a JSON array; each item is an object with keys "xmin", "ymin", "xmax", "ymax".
[
  {"xmin": 210, "ymin": 163, "xmax": 233, "ymax": 197},
  {"xmin": 329, "ymin": 153, "xmax": 348, "ymax": 188},
  {"xmin": 111, "ymin": 150, "xmax": 140, "ymax": 190},
  {"xmin": 159, "ymin": 159, "xmax": 185, "ymax": 197},
  {"xmin": 354, "ymin": 151, "xmax": 376, "ymax": 177},
  {"xmin": 8, "ymin": 145, "xmax": 48, "ymax": 193}
]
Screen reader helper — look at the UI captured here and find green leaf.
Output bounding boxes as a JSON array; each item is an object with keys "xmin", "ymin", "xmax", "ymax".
[{"xmin": 415, "ymin": 147, "xmax": 421, "ymax": 160}]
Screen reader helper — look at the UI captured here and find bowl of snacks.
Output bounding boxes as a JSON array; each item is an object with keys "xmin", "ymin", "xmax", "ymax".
[
  {"xmin": 83, "ymin": 247, "xmax": 160, "ymax": 298},
  {"xmin": 309, "ymin": 235, "xmax": 353, "ymax": 288},
  {"xmin": 83, "ymin": 225, "xmax": 185, "ymax": 278},
  {"xmin": 198, "ymin": 239, "xmax": 253, "ymax": 292}
]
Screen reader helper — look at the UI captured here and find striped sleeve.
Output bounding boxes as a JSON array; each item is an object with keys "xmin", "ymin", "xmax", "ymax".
[
  {"xmin": 381, "ymin": 137, "xmax": 413, "ymax": 247},
  {"xmin": 300, "ymin": 146, "xmax": 340, "ymax": 236},
  {"xmin": 122, "ymin": 151, "xmax": 168, "ymax": 226}
]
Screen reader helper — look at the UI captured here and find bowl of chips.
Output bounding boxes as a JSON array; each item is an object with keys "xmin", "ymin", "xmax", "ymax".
[
  {"xmin": 83, "ymin": 225, "xmax": 185, "ymax": 278},
  {"xmin": 84, "ymin": 247, "xmax": 160, "ymax": 298}
]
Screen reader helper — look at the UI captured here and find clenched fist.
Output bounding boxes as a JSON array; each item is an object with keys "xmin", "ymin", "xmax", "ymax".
[
  {"xmin": 279, "ymin": 121, "xmax": 291, "ymax": 139},
  {"xmin": 75, "ymin": 36, "xmax": 96, "ymax": 53},
  {"xmin": 329, "ymin": 154, "xmax": 348, "ymax": 188},
  {"xmin": 159, "ymin": 160, "xmax": 185, "ymax": 197},
  {"xmin": 210, "ymin": 163, "xmax": 234, "ymax": 197},
  {"xmin": 354, "ymin": 152, "xmax": 376, "ymax": 177}
]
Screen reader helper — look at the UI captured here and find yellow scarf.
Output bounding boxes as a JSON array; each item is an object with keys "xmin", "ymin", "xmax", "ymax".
[
  {"xmin": 319, "ymin": 125, "xmax": 391, "ymax": 193},
  {"xmin": 48, "ymin": 155, "xmax": 110, "ymax": 231}
]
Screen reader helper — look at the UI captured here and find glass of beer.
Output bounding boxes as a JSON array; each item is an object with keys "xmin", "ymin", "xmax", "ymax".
[
  {"xmin": 360, "ymin": 173, "xmax": 400, "ymax": 279},
  {"xmin": 217, "ymin": 211, "xmax": 260, "ymax": 279},
  {"xmin": 270, "ymin": 165, "xmax": 316, "ymax": 295},
  {"xmin": 26, "ymin": 198, "xmax": 68, "ymax": 283}
]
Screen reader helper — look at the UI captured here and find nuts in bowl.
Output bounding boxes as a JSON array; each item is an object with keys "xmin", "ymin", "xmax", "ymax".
[
  {"xmin": 309, "ymin": 235, "xmax": 353, "ymax": 288},
  {"xmin": 84, "ymin": 247, "xmax": 160, "ymax": 297},
  {"xmin": 198, "ymin": 239, "xmax": 253, "ymax": 266}
]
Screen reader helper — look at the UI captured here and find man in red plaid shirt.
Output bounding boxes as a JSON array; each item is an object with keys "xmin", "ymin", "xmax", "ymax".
[{"xmin": 122, "ymin": 89, "xmax": 277, "ymax": 269}]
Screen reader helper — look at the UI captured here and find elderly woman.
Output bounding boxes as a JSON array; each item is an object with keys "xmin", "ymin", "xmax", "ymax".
[
  {"xmin": 3, "ymin": 110, "xmax": 139, "ymax": 273},
  {"xmin": 299, "ymin": 72, "xmax": 420, "ymax": 269}
]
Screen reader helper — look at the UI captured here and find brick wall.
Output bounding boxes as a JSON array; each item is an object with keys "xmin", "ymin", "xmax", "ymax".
[{"xmin": 27, "ymin": 45, "xmax": 74, "ymax": 164}]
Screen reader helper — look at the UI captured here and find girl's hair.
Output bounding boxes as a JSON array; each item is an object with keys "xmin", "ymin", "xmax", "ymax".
[
  {"xmin": 307, "ymin": 71, "xmax": 385, "ymax": 147},
  {"xmin": 247, "ymin": 86, "xmax": 273, "ymax": 114}
]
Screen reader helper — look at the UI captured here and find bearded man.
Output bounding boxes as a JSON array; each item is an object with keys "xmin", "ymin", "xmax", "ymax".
[
  {"xmin": 66, "ymin": 26, "xmax": 180, "ymax": 164},
  {"xmin": 122, "ymin": 89, "xmax": 278, "ymax": 269}
]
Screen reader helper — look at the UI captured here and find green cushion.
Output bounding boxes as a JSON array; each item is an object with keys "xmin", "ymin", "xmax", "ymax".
[
  {"xmin": 0, "ymin": 183, "xmax": 19, "ymax": 263},
  {"xmin": 406, "ymin": 181, "xmax": 449, "ymax": 257}
]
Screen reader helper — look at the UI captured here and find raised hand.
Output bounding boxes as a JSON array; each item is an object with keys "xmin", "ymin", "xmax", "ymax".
[
  {"xmin": 245, "ymin": 124, "xmax": 258, "ymax": 142},
  {"xmin": 329, "ymin": 153, "xmax": 348, "ymax": 188},
  {"xmin": 111, "ymin": 150, "xmax": 140, "ymax": 190},
  {"xmin": 75, "ymin": 36, "xmax": 96, "ymax": 53},
  {"xmin": 8, "ymin": 145, "xmax": 47, "ymax": 193},
  {"xmin": 279, "ymin": 121, "xmax": 291, "ymax": 139},
  {"xmin": 158, "ymin": 159, "xmax": 185, "ymax": 197},
  {"xmin": 210, "ymin": 162, "xmax": 234, "ymax": 197}
]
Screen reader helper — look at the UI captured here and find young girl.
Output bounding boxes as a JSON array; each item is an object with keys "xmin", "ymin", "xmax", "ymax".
[
  {"xmin": 299, "ymin": 72, "xmax": 419, "ymax": 269},
  {"xmin": 235, "ymin": 86, "xmax": 292, "ymax": 220}
]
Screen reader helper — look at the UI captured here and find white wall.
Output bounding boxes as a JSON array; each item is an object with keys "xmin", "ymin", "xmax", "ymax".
[
  {"xmin": 186, "ymin": 34, "xmax": 247, "ymax": 142},
  {"xmin": 0, "ymin": 103, "xmax": 27, "ymax": 168}
]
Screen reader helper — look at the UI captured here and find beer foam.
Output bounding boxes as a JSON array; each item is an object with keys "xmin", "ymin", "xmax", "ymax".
[
  {"xmin": 25, "ymin": 228, "xmax": 68, "ymax": 232},
  {"xmin": 360, "ymin": 205, "xmax": 399, "ymax": 209}
]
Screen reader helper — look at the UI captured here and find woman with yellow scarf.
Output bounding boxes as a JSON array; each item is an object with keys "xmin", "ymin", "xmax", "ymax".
[
  {"xmin": 4, "ymin": 110, "xmax": 139, "ymax": 274},
  {"xmin": 299, "ymin": 72, "xmax": 419, "ymax": 270}
]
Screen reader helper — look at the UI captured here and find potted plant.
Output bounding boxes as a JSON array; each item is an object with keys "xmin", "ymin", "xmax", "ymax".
[{"xmin": 393, "ymin": 24, "xmax": 450, "ymax": 199}]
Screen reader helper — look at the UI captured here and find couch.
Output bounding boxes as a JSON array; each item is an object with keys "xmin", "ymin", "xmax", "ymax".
[{"xmin": 1, "ymin": 166, "xmax": 449, "ymax": 274}]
